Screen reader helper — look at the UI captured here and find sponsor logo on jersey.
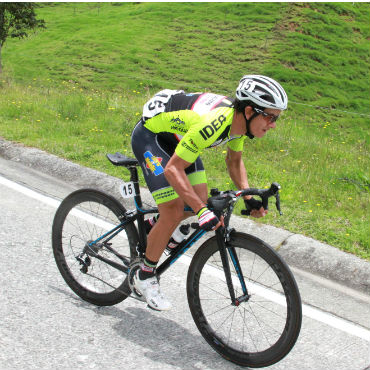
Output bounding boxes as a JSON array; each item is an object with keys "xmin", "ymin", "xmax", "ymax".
[
  {"xmin": 189, "ymin": 138, "xmax": 198, "ymax": 149},
  {"xmin": 181, "ymin": 141, "xmax": 198, "ymax": 154},
  {"xmin": 144, "ymin": 151, "xmax": 164, "ymax": 176},
  {"xmin": 170, "ymin": 117, "xmax": 185, "ymax": 125},
  {"xmin": 199, "ymin": 115, "xmax": 226, "ymax": 140},
  {"xmin": 171, "ymin": 125, "xmax": 187, "ymax": 133}
]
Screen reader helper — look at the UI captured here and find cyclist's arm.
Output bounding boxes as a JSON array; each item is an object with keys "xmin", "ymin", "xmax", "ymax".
[
  {"xmin": 225, "ymin": 148, "xmax": 267, "ymax": 218},
  {"xmin": 164, "ymin": 153, "xmax": 206, "ymax": 213},
  {"xmin": 225, "ymin": 148, "xmax": 251, "ymax": 200}
]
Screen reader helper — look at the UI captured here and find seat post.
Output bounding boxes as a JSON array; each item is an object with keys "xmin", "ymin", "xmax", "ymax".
[
  {"xmin": 128, "ymin": 165, "xmax": 147, "ymax": 248},
  {"xmin": 128, "ymin": 165, "xmax": 142, "ymax": 208}
]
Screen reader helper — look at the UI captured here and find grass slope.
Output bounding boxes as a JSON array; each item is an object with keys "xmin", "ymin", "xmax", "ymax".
[{"xmin": 1, "ymin": 2, "xmax": 369, "ymax": 259}]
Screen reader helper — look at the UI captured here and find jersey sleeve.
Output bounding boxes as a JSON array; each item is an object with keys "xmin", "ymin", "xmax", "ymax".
[{"xmin": 227, "ymin": 136, "xmax": 246, "ymax": 152}]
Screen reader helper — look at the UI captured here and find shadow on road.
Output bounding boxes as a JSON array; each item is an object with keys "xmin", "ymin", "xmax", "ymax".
[{"xmin": 50, "ymin": 285, "xmax": 242, "ymax": 369}]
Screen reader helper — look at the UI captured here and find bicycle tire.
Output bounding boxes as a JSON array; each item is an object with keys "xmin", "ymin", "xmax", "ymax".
[
  {"xmin": 187, "ymin": 232, "xmax": 302, "ymax": 368},
  {"xmin": 52, "ymin": 189, "xmax": 139, "ymax": 306}
]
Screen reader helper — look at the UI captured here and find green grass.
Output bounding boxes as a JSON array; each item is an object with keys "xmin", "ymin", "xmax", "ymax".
[{"xmin": 0, "ymin": 2, "xmax": 369, "ymax": 259}]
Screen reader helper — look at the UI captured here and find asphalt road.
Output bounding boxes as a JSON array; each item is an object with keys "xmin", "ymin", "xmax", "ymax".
[{"xmin": 1, "ymin": 157, "xmax": 370, "ymax": 369}]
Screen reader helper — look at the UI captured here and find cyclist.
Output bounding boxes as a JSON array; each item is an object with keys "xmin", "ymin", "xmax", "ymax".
[{"xmin": 131, "ymin": 75, "xmax": 288, "ymax": 310}]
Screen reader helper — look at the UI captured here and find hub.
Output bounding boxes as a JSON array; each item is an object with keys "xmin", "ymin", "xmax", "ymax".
[
  {"xmin": 233, "ymin": 293, "xmax": 251, "ymax": 306},
  {"xmin": 85, "ymin": 240, "xmax": 102, "ymax": 255}
]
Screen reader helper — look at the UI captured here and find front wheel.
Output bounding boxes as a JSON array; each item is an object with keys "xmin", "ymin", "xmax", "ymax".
[
  {"xmin": 52, "ymin": 189, "xmax": 139, "ymax": 306},
  {"xmin": 187, "ymin": 232, "xmax": 302, "ymax": 368}
]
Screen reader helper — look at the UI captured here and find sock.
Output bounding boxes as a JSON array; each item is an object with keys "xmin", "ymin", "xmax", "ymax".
[{"xmin": 139, "ymin": 257, "xmax": 158, "ymax": 280}]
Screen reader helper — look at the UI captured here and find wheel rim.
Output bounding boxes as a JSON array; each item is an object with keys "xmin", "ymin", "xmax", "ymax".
[
  {"xmin": 58, "ymin": 198, "xmax": 131, "ymax": 295},
  {"xmin": 197, "ymin": 244, "xmax": 296, "ymax": 355}
]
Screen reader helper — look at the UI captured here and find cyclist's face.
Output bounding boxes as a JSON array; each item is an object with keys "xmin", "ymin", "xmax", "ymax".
[{"xmin": 249, "ymin": 108, "xmax": 281, "ymax": 138}]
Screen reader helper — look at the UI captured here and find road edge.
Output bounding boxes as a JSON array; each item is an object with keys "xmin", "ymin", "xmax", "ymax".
[{"xmin": 1, "ymin": 137, "xmax": 369, "ymax": 294}]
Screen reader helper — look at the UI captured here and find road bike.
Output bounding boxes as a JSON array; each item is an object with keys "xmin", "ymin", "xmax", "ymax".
[{"xmin": 52, "ymin": 152, "xmax": 302, "ymax": 368}]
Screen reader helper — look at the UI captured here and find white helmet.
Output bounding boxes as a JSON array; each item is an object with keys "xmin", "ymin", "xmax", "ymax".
[{"xmin": 236, "ymin": 75, "xmax": 288, "ymax": 110}]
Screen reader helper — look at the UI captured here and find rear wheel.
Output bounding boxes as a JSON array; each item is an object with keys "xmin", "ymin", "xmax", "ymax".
[
  {"xmin": 187, "ymin": 232, "xmax": 302, "ymax": 368},
  {"xmin": 52, "ymin": 189, "xmax": 138, "ymax": 306}
]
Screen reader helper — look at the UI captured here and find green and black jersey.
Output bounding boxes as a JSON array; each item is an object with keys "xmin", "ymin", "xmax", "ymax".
[
  {"xmin": 142, "ymin": 90, "xmax": 246, "ymax": 163},
  {"xmin": 131, "ymin": 90, "xmax": 246, "ymax": 205}
]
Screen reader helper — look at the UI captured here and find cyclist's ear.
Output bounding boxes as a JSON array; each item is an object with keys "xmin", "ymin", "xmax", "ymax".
[{"xmin": 244, "ymin": 106, "xmax": 254, "ymax": 120}]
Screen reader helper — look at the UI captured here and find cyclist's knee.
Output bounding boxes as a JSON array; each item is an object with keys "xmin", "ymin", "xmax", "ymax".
[{"xmin": 158, "ymin": 198, "xmax": 185, "ymax": 225}]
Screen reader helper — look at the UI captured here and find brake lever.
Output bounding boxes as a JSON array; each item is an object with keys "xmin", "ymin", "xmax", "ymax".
[
  {"xmin": 241, "ymin": 182, "xmax": 282, "ymax": 217},
  {"xmin": 262, "ymin": 194, "xmax": 269, "ymax": 211},
  {"xmin": 275, "ymin": 192, "xmax": 283, "ymax": 216}
]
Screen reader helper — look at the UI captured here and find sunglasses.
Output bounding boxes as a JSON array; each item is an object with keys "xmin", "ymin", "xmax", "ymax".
[{"xmin": 254, "ymin": 108, "xmax": 280, "ymax": 123}]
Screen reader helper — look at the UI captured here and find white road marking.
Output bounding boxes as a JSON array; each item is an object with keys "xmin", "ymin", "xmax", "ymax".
[{"xmin": 1, "ymin": 174, "xmax": 370, "ymax": 342}]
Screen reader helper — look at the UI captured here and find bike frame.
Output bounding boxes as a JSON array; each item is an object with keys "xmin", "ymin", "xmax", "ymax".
[{"xmin": 87, "ymin": 163, "xmax": 249, "ymax": 304}]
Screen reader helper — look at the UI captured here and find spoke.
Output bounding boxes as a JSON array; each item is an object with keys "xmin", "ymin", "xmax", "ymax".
[
  {"xmin": 204, "ymin": 302, "xmax": 235, "ymax": 318},
  {"xmin": 242, "ymin": 307, "xmax": 246, "ymax": 352},
  {"xmin": 65, "ymin": 216, "xmax": 87, "ymax": 244},
  {"xmin": 68, "ymin": 236, "xmax": 82, "ymax": 258},
  {"xmin": 251, "ymin": 300, "xmax": 287, "ymax": 321},
  {"xmin": 227, "ymin": 307, "xmax": 236, "ymax": 345},
  {"xmin": 248, "ymin": 304, "xmax": 273, "ymax": 348},
  {"xmin": 249, "ymin": 252, "xmax": 257, "ymax": 280},
  {"xmin": 213, "ymin": 306, "xmax": 237, "ymax": 334},
  {"xmin": 253, "ymin": 263, "xmax": 272, "ymax": 283},
  {"xmin": 199, "ymin": 283, "xmax": 231, "ymax": 300},
  {"xmin": 242, "ymin": 304, "xmax": 285, "ymax": 338},
  {"xmin": 266, "ymin": 280, "xmax": 283, "ymax": 289},
  {"xmin": 60, "ymin": 199, "xmax": 128, "ymax": 295},
  {"xmin": 236, "ymin": 306, "xmax": 259, "ymax": 352},
  {"xmin": 89, "ymin": 200, "xmax": 100, "ymax": 223},
  {"xmin": 196, "ymin": 243, "xmax": 295, "ymax": 356},
  {"xmin": 80, "ymin": 204, "xmax": 94, "ymax": 238}
]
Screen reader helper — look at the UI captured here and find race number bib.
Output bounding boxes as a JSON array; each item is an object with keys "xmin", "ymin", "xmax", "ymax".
[
  {"xmin": 119, "ymin": 182, "xmax": 136, "ymax": 198},
  {"xmin": 142, "ymin": 89, "xmax": 184, "ymax": 120}
]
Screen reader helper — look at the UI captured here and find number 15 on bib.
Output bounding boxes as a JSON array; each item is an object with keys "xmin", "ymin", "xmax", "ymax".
[{"xmin": 119, "ymin": 182, "xmax": 136, "ymax": 198}]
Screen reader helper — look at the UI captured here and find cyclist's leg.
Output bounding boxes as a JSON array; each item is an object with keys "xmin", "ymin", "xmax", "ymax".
[
  {"xmin": 131, "ymin": 121, "xmax": 207, "ymax": 309},
  {"xmin": 132, "ymin": 128, "xmax": 208, "ymax": 261},
  {"xmin": 146, "ymin": 182, "xmax": 207, "ymax": 262},
  {"xmin": 133, "ymin": 186, "xmax": 203, "ymax": 311},
  {"xmin": 146, "ymin": 197, "xmax": 185, "ymax": 261}
]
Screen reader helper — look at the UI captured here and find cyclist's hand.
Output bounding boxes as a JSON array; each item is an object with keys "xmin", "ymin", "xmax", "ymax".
[
  {"xmin": 197, "ymin": 207, "xmax": 221, "ymax": 231},
  {"xmin": 244, "ymin": 198, "xmax": 268, "ymax": 218}
]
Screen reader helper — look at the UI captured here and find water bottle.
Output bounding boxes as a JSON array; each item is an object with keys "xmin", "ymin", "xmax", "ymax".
[{"xmin": 165, "ymin": 224, "xmax": 190, "ymax": 255}]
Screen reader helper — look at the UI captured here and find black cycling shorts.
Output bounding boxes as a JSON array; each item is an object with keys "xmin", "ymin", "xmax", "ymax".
[{"xmin": 131, "ymin": 120, "xmax": 207, "ymax": 205}]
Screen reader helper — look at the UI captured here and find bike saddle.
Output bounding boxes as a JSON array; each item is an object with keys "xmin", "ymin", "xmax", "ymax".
[{"xmin": 106, "ymin": 152, "xmax": 139, "ymax": 167}]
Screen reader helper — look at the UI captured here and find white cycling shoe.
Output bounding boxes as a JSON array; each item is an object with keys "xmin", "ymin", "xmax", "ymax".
[{"xmin": 133, "ymin": 271, "xmax": 172, "ymax": 311}]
